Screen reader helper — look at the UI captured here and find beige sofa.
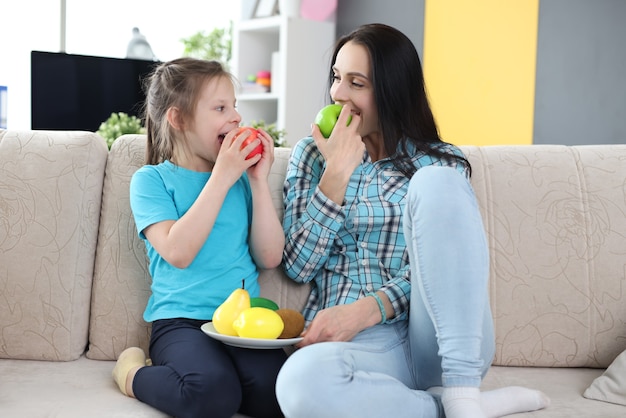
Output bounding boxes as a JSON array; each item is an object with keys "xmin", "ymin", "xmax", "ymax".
[{"xmin": 1, "ymin": 129, "xmax": 625, "ymax": 417}]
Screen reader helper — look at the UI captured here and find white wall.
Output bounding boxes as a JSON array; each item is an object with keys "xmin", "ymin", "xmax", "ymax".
[{"xmin": 0, "ymin": 0, "xmax": 239, "ymax": 130}]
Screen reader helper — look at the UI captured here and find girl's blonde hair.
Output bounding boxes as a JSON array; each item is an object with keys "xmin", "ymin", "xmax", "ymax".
[{"xmin": 141, "ymin": 57, "xmax": 234, "ymax": 165}]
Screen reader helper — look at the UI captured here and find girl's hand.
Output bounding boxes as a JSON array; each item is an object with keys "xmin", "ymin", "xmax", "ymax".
[
  {"xmin": 246, "ymin": 129, "xmax": 274, "ymax": 181},
  {"xmin": 212, "ymin": 128, "xmax": 260, "ymax": 186}
]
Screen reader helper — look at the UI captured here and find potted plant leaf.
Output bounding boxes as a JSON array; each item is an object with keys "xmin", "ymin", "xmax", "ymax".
[
  {"xmin": 96, "ymin": 112, "xmax": 146, "ymax": 149},
  {"xmin": 248, "ymin": 120, "xmax": 287, "ymax": 147},
  {"xmin": 180, "ymin": 22, "xmax": 233, "ymax": 68}
]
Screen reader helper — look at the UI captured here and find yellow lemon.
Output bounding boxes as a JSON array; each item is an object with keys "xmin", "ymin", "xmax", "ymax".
[{"xmin": 233, "ymin": 307, "xmax": 284, "ymax": 339}]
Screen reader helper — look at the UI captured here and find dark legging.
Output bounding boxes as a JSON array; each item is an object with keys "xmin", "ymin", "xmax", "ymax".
[{"xmin": 133, "ymin": 318, "xmax": 287, "ymax": 418}]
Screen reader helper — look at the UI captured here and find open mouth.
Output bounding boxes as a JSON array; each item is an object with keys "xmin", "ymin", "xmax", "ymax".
[{"xmin": 218, "ymin": 133, "xmax": 226, "ymax": 145}]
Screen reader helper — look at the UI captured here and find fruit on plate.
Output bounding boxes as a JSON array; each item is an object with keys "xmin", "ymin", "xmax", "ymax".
[
  {"xmin": 250, "ymin": 296, "xmax": 279, "ymax": 311},
  {"xmin": 212, "ymin": 281, "xmax": 250, "ymax": 336},
  {"xmin": 233, "ymin": 307, "xmax": 285, "ymax": 339},
  {"xmin": 275, "ymin": 309, "xmax": 305, "ymax": 339},
  {"xmin": 314, "ymin": 104, "xmax": 353, "ymax": 138},
  {"xmin": 237, "ymin": 127, "xmax": 263, "ymax": 159}
]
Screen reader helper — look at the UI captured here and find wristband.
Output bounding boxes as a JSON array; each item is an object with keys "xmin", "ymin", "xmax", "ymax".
[{"xmin": 367, "ymin": 292, "xmax": 387, "ymax": 324}]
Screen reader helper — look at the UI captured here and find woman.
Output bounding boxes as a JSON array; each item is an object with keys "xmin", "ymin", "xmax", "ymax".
[{"xmin": 275, "ymin": 24, "xmax": 549, "ymax": 418}]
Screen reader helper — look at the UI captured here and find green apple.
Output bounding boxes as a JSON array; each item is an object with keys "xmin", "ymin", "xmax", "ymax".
[{"xmin": 314, "ymin": 104, "xmax": 353, "ymax": 138}]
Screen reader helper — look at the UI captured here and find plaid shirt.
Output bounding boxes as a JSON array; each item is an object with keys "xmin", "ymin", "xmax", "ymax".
[{"xmin": 283, "ymin": 136, "xmax": 468, "ymax": 324}]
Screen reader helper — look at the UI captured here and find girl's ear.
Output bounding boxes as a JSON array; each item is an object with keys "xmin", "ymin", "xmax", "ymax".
[{"xmin": 166, "ymin": 106, "xmax": 184, "ymax": 131}]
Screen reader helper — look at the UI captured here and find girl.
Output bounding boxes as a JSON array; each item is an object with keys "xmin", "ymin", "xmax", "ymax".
[{"xmin": 112, "ymin": 57, "xmax": 286, "ymax": 418}]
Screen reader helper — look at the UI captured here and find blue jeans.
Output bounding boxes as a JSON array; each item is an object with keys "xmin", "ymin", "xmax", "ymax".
[
  {"xmin": 133, "ymin": 318, "xmax": 286, "ymax": 418},
  {"xmin": 276, "ymin": 166, "xmax": 495, "ymax": 418}
]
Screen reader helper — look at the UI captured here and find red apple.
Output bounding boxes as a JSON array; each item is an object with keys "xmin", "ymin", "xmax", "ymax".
[{"xmin": 237, "ymin": 127, "xmax": 263, "ymax": 159}]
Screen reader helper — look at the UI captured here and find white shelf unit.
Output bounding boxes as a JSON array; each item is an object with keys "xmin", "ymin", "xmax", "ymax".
[{"xmin": 232, "ymin": 15, "xmax": 335, "ymax": 147}]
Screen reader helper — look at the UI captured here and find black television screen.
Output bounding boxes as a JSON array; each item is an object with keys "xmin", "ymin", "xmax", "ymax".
[{"xmin": 31, "ymin": 51, "xmax": 158, "ymax": 131}]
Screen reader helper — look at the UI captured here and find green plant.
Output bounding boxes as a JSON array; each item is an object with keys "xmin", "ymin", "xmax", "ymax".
[
  {"xmin": 96, "ymin": 112, "xmax": 146, "ymax": 149},
  {"xmin": 248, "ymin": 120, "xmax": 287, "ymax": 147},
  {"xmin": 180, "ymin": 22, "xmax": 233, "ymax": 67}
]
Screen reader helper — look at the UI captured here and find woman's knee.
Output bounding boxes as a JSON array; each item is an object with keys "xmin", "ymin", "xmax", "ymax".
[
  {"xmin": 276, "ymin": 348, "xmax": 320, "ymax": 397},
  {"xmin": 408, "ymin": 166, "xmax": 469, "ymax": 202},
  {"xmin": 406, "ymin": 166, "xmax": 477, "ymax": 225},
  {"xmin": 276, "ymin": 345, "xmax": 341, "ymax": 416}
]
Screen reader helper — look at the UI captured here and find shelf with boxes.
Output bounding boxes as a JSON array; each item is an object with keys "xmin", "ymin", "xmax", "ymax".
[{"xmin": 232, "ymin": 14, "xmax": 335, "ymax": 146}]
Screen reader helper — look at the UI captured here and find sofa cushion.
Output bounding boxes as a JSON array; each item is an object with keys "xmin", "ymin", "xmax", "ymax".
[
  {"xmin": 87, "ymin": 135, "xmax": 153, "ymax": 360},
  {"xmin": 0, "ymin": 356, "xmax": 169, "ymax": 417},
  {"xmin": 482, "ymin": 365, "xmax": 626, "ymax": 417},
  {"xmin": 584, "ymin": 348, "xmax": 626, "ymax": 406},
  {"xmin": 0, "ymin": 130, "xmax": 108, "ymax": 361},
  {"xmin": 462, "ymin": 145, "xmax": 626, "ymax": 368}
]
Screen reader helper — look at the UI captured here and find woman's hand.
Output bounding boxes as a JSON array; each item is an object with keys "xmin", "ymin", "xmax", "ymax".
[
  {"xmin": 296, "ymin": 295, "xmax": 384, "ymax": 347},
  {"xmin": 313, "ymin": 105, "xmax": 364, "ymax": 172},
  {"xmin": 312, "ymin": 105, "xmax": 364, "ymax": 205}
]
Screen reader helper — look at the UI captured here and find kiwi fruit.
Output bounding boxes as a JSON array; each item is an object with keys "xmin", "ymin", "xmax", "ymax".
[{"xmin": 275, "ymin": 309, "xmax": 305, "ymax": 339}]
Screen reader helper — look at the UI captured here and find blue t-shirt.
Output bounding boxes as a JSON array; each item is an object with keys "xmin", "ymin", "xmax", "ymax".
[{"xmin": 129, "ymin": 160, "xmax": 260, "ymax": 322}]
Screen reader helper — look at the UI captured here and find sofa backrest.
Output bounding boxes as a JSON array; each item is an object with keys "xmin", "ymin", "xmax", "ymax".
[
  {"xmin": 462, "ymin": 145, "xmax": 626, "ymax": 368},
  {"xmin": 0, "ymin": 130, "xmax": 108, "ymax": 361},
  {"xmin": 86, "ymin": 134, "xmax": 626, "ymax": 369},
  {"xmin": 87, "ymin": 134, "xmax": 153, "ymax": 360}
]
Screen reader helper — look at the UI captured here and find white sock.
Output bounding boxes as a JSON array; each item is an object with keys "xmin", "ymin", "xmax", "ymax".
[
  {"xmin": 442, "ymin": 386, "xmax": 485, "ymax": 418},
  {"xmin": 481, "ymin": 386, "xmax": 551, "ymax": 418},
  {"xmin": 432, "ymin": 385, "xmax": 550, "ymax": 418}
]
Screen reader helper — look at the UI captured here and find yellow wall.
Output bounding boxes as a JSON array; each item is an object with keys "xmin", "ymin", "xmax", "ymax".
[{"xmin": 423, "ymin": 0, "xmax": 540, "ymax": 146}]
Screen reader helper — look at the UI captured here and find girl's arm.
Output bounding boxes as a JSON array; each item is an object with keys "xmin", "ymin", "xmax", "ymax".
[
  {"xmin": 247, "ymin": 130, "xmax": 285, "ymax": 268},
  {"xmin": 143, "ymin": 130, "xmax": 261, "ymax": 269}
]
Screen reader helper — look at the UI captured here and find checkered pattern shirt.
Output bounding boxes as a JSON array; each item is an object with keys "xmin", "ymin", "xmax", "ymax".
[{"xmin": 282, "ymin": 136, "xmax": 468, "ymax": 324}]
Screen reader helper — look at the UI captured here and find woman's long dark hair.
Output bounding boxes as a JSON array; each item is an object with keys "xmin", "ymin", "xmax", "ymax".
[{"xmin": 329, "ymin": 23, "xmax": 470, "ymax": 177}]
